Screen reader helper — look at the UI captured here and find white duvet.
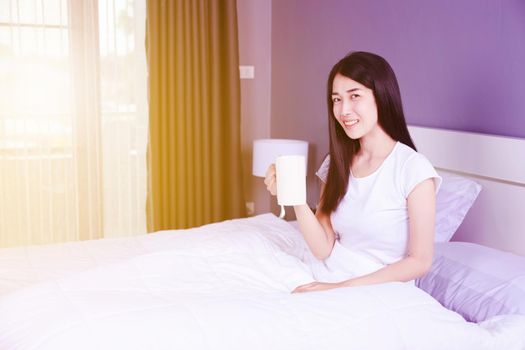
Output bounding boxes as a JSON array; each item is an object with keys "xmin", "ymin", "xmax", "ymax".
[{"xmin": 0, "ymin": 214, "xmax": 524, "ymax": 350}]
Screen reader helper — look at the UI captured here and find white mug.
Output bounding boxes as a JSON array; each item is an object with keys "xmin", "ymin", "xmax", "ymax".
[{"xmin": 275, "ymin": 155, "xmax": 306, "ymax": 206}]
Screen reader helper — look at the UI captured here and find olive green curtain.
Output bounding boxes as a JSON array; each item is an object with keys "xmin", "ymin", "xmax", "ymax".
[{"xmin": 146, "ymin": 0, "xmax": 245, "ymax": 231}]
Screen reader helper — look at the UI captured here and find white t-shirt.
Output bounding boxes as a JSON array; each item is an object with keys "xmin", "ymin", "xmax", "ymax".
[{"xmin": 316, "ymin": 142, "xmax": 442, "ymax": 270}]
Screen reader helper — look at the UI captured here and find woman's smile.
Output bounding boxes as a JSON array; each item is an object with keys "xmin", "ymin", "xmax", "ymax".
[{"xmin": 343, "ymin": 119, "xmax": 359, "ymax": 127}]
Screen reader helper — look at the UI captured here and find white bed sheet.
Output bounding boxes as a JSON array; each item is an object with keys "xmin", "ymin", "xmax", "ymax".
[{"xmin": 1, "ymin": 214, "xmax": 524, "ymax": 350}]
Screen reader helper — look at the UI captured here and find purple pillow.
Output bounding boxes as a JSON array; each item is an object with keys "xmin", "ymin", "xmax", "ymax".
[{"xmin": 416, "ymin": 242, "xmax": 525, "ymax": 323}]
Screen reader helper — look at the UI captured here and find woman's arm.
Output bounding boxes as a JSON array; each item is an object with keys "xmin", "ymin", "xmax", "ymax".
[
  {"xmin": 293, "ymin": 178, "xmax": 436, "ymax": 293},
  {"xmin": 264, "ymin": 165, "xmax": 336, "ymax": 259},
  {"xmin": 293, "ymin": 201, "xmax": 336, "ymax": 260}
]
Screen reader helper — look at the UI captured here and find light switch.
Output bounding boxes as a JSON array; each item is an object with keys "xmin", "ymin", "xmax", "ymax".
[{"xmin": 239, "ymin": 65, "xmax": 255, "ymax": 79}]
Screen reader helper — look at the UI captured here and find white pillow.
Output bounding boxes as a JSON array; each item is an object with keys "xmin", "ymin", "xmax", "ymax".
[{"xmin": 434, "ymin": 172, "xmax": 482, "ymax": 242}]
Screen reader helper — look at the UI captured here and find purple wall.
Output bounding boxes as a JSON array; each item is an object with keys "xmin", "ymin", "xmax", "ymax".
[
  {"xmin": 238, "ymin": 0, "xmax": 272, "ymax": 215},
  {"xmin": 271, "ymin": 0, "xmax": 525, "ymax": 207}
]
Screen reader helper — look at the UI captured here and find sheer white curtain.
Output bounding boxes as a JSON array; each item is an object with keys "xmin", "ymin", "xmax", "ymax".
[{"xmin": 0, "ymin": 0, "xmax": 148, "ymax": 247}]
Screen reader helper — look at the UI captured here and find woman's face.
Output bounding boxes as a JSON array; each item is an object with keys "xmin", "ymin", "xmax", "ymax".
[{"xmin": 331, "ymin": 73, "xmax": 380, "ymax": 140}]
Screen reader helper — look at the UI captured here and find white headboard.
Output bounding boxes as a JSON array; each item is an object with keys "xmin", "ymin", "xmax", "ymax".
[{"xmin": 408, "ymin": 125, "xmax": 525, "ymax": 256}]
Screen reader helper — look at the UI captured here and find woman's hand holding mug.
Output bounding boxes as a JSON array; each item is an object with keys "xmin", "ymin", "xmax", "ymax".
[{"xmin": 263, "ymin": 156, "xmax": 306, "ymax": 205}]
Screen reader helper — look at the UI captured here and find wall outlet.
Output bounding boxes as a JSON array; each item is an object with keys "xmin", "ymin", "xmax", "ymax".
[{"xmin": 245, "ymin": 201, "xmax": 255, "ymax": 215}]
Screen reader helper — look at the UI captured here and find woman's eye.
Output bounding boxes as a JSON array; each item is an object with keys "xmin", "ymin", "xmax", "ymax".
[
  {"xmin": 332, "ymin": 97, "xmax": 341, "ymax": 103},
  {"xmin": 350, "ymin": 94, "xmax": 360, "ymax": 99}
]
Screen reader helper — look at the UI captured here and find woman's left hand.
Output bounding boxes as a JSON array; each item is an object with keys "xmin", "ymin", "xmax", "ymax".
[{"xmin": 292, "ymin": 281, "xmax": 343, "ymax": 293}]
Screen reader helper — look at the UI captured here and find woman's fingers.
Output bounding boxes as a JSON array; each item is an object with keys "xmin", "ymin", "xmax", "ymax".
[
  {"xmin": 266, "ymin": 177, "xmax": 276, "ymax": 196},
  {"xmin": 264, "ymin": 164, "xmax": 276, "ymax": 179},
  {"xmin": 292, "ymin": 282, "xmax": 341, "ymax": 293},
  {"xmin": 292, "ymin": 282, "xmax": 318, "ymax": 293},
  {"xmin": 264, "ymin": 164, "xmax": 277, "ymax": 196}
]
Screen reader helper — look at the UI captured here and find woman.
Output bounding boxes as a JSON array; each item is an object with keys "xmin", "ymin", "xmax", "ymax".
[{"xmin": 264, "ymin": 51, "xmax": 441, "ymax": 293}]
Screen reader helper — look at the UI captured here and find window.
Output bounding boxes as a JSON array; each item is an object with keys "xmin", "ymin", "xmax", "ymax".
[{"xmin": 0, "ymin": 0, "xmax": 148, "ymax": 247}]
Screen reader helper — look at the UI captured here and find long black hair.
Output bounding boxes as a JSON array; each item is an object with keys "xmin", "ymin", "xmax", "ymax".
[{"xmin": 319, "ymin": 51, "xmax": 416, "ymax": 215}]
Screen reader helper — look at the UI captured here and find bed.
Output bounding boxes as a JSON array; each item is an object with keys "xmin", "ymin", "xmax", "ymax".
[{"xmin": 0, "ymin": 126, "xmax": 524, "ymax": 349}]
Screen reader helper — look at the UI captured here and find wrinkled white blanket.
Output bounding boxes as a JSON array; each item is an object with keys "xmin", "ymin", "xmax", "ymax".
[{"xmin": 1, "ymin": 214, "xmax": 524, "ymax": 350}]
